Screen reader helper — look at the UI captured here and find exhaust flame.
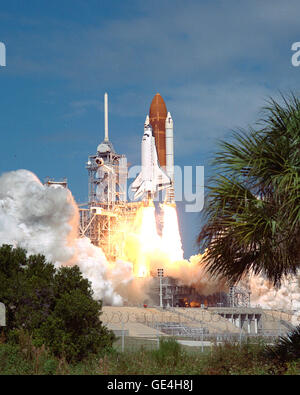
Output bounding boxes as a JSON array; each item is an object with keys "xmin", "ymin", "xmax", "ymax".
[
  {"xmin": 134, "ymin": 205, "xmax": 161, "ymax": 277},
  {"xmin": 162, "ymin": 204, "xmax": 184, "ymax": 262},
  {"xmin": 124, "ymin": 205, "xmax": 162, "ymax": 277},
  {"xmin": 121, "ymin": 203, "xmax": 228, "ymax": 298},
  {"xmin": 123, "ymin": 203, "xmax": 184, "ymax": 277}
]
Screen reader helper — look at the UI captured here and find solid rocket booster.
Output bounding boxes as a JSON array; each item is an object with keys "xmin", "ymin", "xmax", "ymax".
[
  {"xmin": 131, "ymin": 117, "xmax": 171, "ymax": 201},
  {"xmin": 165, "ymin": 112, "xmax": 175, "ymax": 203},
  {"xmin": 165, "ymin": 112, "xmax": 174, "ymax": 183}
]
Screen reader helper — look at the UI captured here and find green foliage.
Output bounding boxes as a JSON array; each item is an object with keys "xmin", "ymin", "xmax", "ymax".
[
  {"xmin": 264, "ymin": 325, "xmax": 300, "ymax": 362},
  {"xmin": 1, "ymin": 336, "xmax": 299, "ymax": 375},
  {"xmin": 285, "ymin": 360, "xmax": 300, "ymax": 375},
  {"xmin": 0, "ymin": 329, "xmax": 52, "ymax": 375},
  {"xmin": 0, "ymin": 343, "xmax": 33, "ymax": 375},
  {"xmin": 0, "ymin": 245, "xmax": 115, "ymax": 362},
  {"xmin": 42, "ymin": 359, "xmax": 58, "ymax": 375},
  {"xmin": 53, "ymin": 266, "xmax": 92, "ymax": 298},
  {"xmin": 202, "ymin": 340, "xmax": 288, "ymax": 375},
  {"xmin": 198, "ymin": 94, "xmax": 300, "ymax": 286},
  {"xmin": 152, "ymin": 337, "xmax": 183, "ymax": 367},
  {"xmin": 34, "ymin": 289, "xmax": 115, "ymax": 361},
  {"xmin": 0, "ymin": 245, "xmax": 56, "ymax": 332}
]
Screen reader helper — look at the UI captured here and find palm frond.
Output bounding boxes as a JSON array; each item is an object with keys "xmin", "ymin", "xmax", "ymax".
[{"xmin": 198, "ymin": 93, "xmax": 300, "ymax": 286}]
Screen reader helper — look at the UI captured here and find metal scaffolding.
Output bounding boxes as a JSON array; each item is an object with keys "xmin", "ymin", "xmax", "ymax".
[
  {"xmin": 80, "ymin": 145, "xmax": 144, "ymax": 260},
  {"xmin": 79, "ymin": 201, "xmax": 142, "ymax": 261},
  {"xmin": 149, "ymin": 276, "xmax": 208, "ymax": 308},
  {"xmin": 86, "ymin": 146, "xmax": 128, "ymax": 205},
  {"xmin": 229, "ymin": 285, "xmax": 251, "ymax": 307}
]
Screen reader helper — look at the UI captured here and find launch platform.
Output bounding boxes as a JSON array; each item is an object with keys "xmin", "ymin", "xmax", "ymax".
[{"xmin": 101, "ymin": 306, "xmax": 293, "ymax": 339}]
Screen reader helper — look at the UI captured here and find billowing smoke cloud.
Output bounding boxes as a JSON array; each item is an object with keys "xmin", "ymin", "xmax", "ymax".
[
  {"xmin": 165, "ymin": 255, "xmax": 229, "ymax": 295},
  {"xmin": 0, "ymin": 169, "xmax": 126, "ymax": 305},
  {"xmin": 0, "ymin": 170, "xmax": 75, "ymax": 262},
  {"xmin": 249, "ymin": 272, "xmax": 300, "ymax": 325},
  {"xmin": 1, "ymin": 169, "xmax": 300, "ymax": 320},
  {"xmin": 143, "ymin": 250, "xmax": 229, "ymax": 296}
]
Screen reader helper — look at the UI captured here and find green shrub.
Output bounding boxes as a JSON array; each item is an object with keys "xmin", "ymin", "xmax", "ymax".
[
  {"xmin": 1, "ymin": 339, "xmax": 299, "ymax": 375},
  {"xmin": 0, "ymin": 343, "xmax": 32, "ymax": 375},
  {"xmin": 42, "ymin": 359, "xmax": 58, "ymax": 375},
  {"xmin": 34, "ymin": 289, "xmax": 115, "ymax": 361},
  {"xmin": 202, "ymin": 340, "xmax": 286, "ymax": 375},
  {"xmin": 152, "ymin": 337, "xmax": 183, "ymax": 367},
  {"xmin": 0, "ymin": 245, "xmax": 115, "ymax": 362}
]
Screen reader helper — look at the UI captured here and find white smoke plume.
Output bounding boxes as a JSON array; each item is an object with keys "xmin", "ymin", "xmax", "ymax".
[
  {"xmin": 249, "ymin": 272, "xmax": 300, "ymax": 325},
  {"xmin": 165, "ymin": 255, "xmax": 229, "ymax": 295},
  {"xmin": 1, "ymin": 169, "xmax": 300, "ymax": 318},
  {"xmin": 144, "ymin": 251, "xmax": 229, "ymax": 296},
  {"xmin": 0, "ymin": 169, "xmax": 125, "ymax": 305}
]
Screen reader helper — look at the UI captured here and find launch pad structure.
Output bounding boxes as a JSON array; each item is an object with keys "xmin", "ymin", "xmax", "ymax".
[
  {"xmin": 78, "ymin": 93, "xmax": 143, "ymax": 261},
  {"xmin": 149, "ymin": 275, "xmax": 251, "ymax": 308}
]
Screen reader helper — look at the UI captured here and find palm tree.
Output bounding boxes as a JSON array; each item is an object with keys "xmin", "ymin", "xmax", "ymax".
[
  {"xmin": 198, "ymin": 94, "xmax": 300, "ymax": 286},
  {"xmin": 264, "ymin": 325, "xmax": 300, "ymax": 362}
]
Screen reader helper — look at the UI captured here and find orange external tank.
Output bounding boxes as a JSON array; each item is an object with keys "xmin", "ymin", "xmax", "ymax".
[{"xmin": 149, "ymin": 93, "xmax": 167, "ymax": 168}]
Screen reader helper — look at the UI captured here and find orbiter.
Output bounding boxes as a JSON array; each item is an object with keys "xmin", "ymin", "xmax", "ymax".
[{"xmin": 131, "ymin": 116, "xmax": 171, "ymax": 201}]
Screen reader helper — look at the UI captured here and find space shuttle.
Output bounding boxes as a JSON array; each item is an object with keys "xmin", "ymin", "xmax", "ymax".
[{"xmin": 131, "ymin": 116, "xmax": 171, "ymax": 201}]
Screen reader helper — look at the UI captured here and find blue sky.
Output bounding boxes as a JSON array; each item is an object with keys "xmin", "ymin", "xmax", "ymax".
[{"xmin": 0, "ymin": 0, "xmax": 300, "ymax": 257}]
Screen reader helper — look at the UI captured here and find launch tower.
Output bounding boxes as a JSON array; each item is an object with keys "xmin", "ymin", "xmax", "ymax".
[{"xmin": 79, "ymin": 93, "xmax": 142, "ymax": 260}]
